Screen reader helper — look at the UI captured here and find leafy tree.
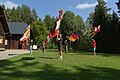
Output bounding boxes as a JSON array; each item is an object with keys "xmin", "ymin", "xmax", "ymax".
[
  {"xmin": 10, "ymin": 7, "xmax": 18, "ymax": 22},
  {"xmin": 16, "ymin": 6, "xmax": 22, "ymax": 22},
  {"xmin": 92, "ymin": 0, "xmax": 115, "ymax": 53},
  {"xmin": 32, "ymin": 20, "xmax": 48, "ymax": 45},
  {"xmin": 44, "ymin": 14, "xmax": 56, "ymax": 31},
  {"xmin": 93, "ymin": 0, "xmax": 111, "ymax": 26},
  {"xmin": 3, "ymin": 4, "xmax": 38, "ymax": 25},
  {"xmin": 20, "ymin": 5, "xmax": 32, "ymax": 24},
  {"xmin": 61, "ymin": 11, "xmax": 76, "ymax": 40},
  {"xmin": 61, "ymin": 11, "xmax": 84, "ymax": 50},
  {"xmin": 31, "ymin": 9, "xmax": 38, "ymax": 22}
]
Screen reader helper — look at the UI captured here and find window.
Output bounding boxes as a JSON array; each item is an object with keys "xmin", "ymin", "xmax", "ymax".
[{"xmin": 0, "ymin": 36, "xmax": 3, "ymax": 44}]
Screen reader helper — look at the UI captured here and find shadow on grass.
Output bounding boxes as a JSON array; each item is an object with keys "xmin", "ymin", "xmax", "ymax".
[
  {"xmin": 40, "ymin": 56, "xmax": 58, "ymax": 60},
  {"xmin": 8, "ymin": 54, "xmax": 16, "ymax": 56},
  {"xmin": 21, "ymin": 57, "xmax": 35, "ymax": 60},
  {"xmin": 0, "ymin": 59, "xmax": 120, "ymax": 80},
  {"xmin": 69, "ymin": 50, "xmax": 120, "ymax": 57},
  {"xmin": 72, "ymin": 65, "xmax": 120, "ymax": 80},
  {"xmin": 96, "ymin": 53, "xmax": 120, "ymax": 57}
]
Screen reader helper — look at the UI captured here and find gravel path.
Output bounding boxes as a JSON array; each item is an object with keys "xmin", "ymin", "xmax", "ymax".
[{"xmin": 0, "ymin": 50, "xmax": 30, "ymax": 60}]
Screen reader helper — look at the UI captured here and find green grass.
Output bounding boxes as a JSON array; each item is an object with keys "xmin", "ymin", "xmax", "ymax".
[{"xmin": 0, "ymin": 49, "xmax": 120, "ymax": 80}]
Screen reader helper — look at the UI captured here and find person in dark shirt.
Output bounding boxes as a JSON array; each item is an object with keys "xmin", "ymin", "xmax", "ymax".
[
  {"xmin": 56, "ymin": 33, "xmax": 63, "ymax": 59},
  {"xmin": 41, "ymin": 43, "xmax": 45, "ymax": 53}
]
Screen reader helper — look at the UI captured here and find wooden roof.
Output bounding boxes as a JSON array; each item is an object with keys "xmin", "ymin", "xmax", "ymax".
[{"xmin": 0, "ymin": 6, "xmax": 10, "ymax": 35}]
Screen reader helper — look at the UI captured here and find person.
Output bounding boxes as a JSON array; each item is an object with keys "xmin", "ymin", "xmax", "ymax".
[
  {"xmin": 56, "ymin": 33, "xmax": 63, "ymax": 60},
  {"xmin": 29, "ymin": 39, "xmax": 33, "ymax": 54},
  {"xmin": 41, "ymin": 43, "xmax": 45, "ymax": 53},
  {"xmin": 64, "ymin": 40, "xmax": 68, "ymax": 54},
  {"xmin": 92, "ymin": 39, "xmax": 96, "ymax": 55}
]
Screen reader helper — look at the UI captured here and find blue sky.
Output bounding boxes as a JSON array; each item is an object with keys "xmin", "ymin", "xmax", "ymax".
[{"xmin": 0, "ymin": 0, "xmax": 119, "ymax": 21}]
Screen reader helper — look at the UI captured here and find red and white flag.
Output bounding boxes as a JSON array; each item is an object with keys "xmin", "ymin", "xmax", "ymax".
[
  {"xmin": 45, "ymin": 10, "xmax": 63, "ymax": 45},
  {"xmin": 94, "ymin": 25, "xmax": 100, "ymax": 33},
  {"xmin": 90, "ymin": 25, "xmax": 101, "ymax": 38}
]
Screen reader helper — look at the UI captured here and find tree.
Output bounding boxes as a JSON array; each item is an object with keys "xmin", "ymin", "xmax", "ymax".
[
  {"xmin": 10, "ymin": 7, "xmax": 18, "ymax": 22},
  {"xmin": 32, "ymin": 20, "xmax": 48, "ymax": 45},
  {"xmin": 16, "ymin": 6, "xmax": 22, "ymax": 22},
  {"xmin": 61, "ymin": 11, "xmax": 84, "ymax": 50},
  {"xmin": 3, "ymin": 4, "xmax": 39, "ymax": 25},
  {"xmin": 44, "ymin": 14, "xmax": 56, "ymax": 31},
  {"xmin": 20, "ymin": 5, "xmax": 32, "ymax": 24},
  {"xmin": 31, "ymin": 9, "xmax": 38, "ymax": 22},
  {"xmin": 92, "ymin": 0, "xmax": 115, "ymax": 53},
  {"xmin": 61, "ymin": 11, "xmax": 76, "ymax": 40},
  {"xmin": 93, "ymin": 0, "xmax": 111, "ymax": 26}
]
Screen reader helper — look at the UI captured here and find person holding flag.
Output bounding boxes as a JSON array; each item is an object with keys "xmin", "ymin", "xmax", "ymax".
[
  {"xmin": 45, "ymin": 9, "xmax": 63, "ymax": 45},
  {"xmin": 44, "ymin": 9, "xmax": 63, "ymax": 59},
  {"xmin": 92, "ymin": 39, "xmax": 96, "ymax": 55},
  {"xmin": 56, "ymin": 33, "xmax": 63, "ymax": 60}
]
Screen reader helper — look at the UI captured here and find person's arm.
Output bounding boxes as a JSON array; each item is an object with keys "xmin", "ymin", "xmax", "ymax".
[{"xmin": 56, "ymin": 34, "xmax": 60, "ymax": 41}]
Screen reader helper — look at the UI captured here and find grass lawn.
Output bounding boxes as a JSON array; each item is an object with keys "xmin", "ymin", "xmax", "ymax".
[{"xmin": 0, "ymin": 49, "xmax": 120, "ymax": 80}]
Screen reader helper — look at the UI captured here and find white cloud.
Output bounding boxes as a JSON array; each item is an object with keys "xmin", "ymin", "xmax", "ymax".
[
  {"xmin": 75, "ymin": 2, "xmax": 97, "ymax": 9},
  {"xmin": 0, "ymin": 1, "xmax": 19, "ymax": 9}
]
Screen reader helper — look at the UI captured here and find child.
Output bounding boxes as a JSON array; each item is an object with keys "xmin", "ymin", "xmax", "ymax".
[{"xmin": 92, "ymin": 39, "xmax": 96, "ymax": 55}]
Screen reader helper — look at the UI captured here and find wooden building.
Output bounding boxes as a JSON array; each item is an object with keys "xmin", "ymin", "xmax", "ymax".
[
  {"xmin": 0, "ymin": 6, "xmax": 10, "ymax": 50},
  {"xmin": 6, "ymin": 22, "xmax": 28, "ymax": 49}
]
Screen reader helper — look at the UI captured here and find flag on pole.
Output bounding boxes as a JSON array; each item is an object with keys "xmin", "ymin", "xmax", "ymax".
[
  {"xmin": 68, "ymin": 32, "xmax": 79, "ymax": 42},
  {"xmin": 45, "ymin": 9, "xmax": 63, "ymax": 45},
  {"xmin": 94, "ymin": 25, "xmax": 100, "ymax": 33},
  {"xmin": 90, "ymin": 25, "xmax": 101, "ymax": 38},
  {"xmin": 20, "ymin": 25, "xmax": 30, "ymax": 43}
]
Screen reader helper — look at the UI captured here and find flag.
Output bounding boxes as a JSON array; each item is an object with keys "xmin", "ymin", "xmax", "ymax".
[
  {"xmin": 90, "ymin": 31, "xmax": 96, "ymax": 38},
  {"xmin": 20, "ymin": 25, "xmax": 30, "ymax": 43},
  {"xmin": 68, "ymin": 32, "xmax": 79, "ymax": 42},
  {"xmin": 90, "ymin": 25, "xmax": 101, "ymax": 38},
  {"xmin": 45, "ymin": 9, "xmax": 63, "ymax": 44},
  {"xmin": 94, "ymin": 25, "xmax": 100, "ymax": 33}
]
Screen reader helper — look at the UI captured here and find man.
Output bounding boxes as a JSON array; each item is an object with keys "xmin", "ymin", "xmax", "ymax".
[
  {"xmin": 56, "ymin": 33, "xmax": 63, "ymax": 59},
  {"xmin": 41, "ymin": 43, "xmax": 45, "ymax": 53},
  {"xmin": 64, "ymin": 40, "xmax": 68, "ymax": 54}
]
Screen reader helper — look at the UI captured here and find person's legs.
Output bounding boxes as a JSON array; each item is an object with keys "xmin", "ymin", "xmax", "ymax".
[
  {"xmin": 93, "ymin": 47, "xmax": 96, "ymax": 55},
  {"xmin": 30, "ymin": 46, "xmax": 32, "ymax": 54},
  {"xmin": 59, "ymin": 46, "xmax": 63, "ymax": 59},
  {"xmin": 42, "ymin": 48, "xmax": 44, "ymax": 53}
]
